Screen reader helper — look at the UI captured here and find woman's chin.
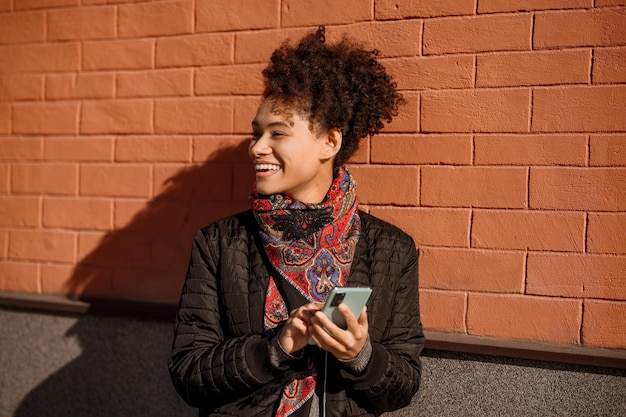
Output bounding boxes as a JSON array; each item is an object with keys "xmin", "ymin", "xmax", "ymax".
[{"xmin": 255, "ymin": 184, "xmax": 282, "ymax": 196}]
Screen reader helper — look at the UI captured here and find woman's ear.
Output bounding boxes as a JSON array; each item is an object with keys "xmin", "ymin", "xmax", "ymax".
[{"xmin": 321, "ymin": 128, "xmax": 342, "ymax": 159}]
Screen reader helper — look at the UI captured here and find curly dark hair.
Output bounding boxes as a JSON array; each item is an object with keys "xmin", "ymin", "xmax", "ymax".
[{"xmin": 262, "ymin": 26, "xmax": 404, "ymax": 166}]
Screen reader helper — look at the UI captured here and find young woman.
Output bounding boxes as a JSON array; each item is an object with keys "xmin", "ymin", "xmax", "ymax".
[{"xmin": 169, "ymin": 26, "xmax": 424, "ymax": 417}]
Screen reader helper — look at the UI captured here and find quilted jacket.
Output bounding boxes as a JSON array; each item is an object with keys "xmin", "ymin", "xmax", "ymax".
[{"xmin": 168, "ymin": 210, "xmax": 424, "ymax": 416}]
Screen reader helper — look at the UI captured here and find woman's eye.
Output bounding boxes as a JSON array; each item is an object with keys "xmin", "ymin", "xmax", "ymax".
[{"xmin": 250, "ymin": 130, "xmax": 286, "ymax": 140}]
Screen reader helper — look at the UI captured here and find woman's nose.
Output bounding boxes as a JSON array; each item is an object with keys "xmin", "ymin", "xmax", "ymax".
[{"xmin": 249, "ymin": 133, "xmax": 270, "ymax": 158}]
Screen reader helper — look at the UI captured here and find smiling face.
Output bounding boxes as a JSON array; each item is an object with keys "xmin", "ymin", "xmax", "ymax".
[{"xmin": 249, "ymin": 99, "xmax": 340, "ymax": 204}]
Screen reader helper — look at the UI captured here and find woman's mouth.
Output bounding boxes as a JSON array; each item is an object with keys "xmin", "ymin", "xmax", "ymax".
[{"xmin": 255, "ymin": 163, "xmax": 281, "ymax": 172}]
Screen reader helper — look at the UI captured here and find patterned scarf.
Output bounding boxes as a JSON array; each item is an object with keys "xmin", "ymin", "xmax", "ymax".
[{"xmin": 251, "ymin": 165, "xmax": 360, "ymax": 416}]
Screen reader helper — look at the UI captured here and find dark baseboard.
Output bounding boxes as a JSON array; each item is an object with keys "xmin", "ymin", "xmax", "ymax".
[{"xmin": 2, "ymin": 291, "xmax": 625, "ymax": 369}]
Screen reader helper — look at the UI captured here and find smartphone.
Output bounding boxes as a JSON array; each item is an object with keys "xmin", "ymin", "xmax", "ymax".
[{"xmin": 308, "ymin": 286, "xmax": 372, "ymax": 345}]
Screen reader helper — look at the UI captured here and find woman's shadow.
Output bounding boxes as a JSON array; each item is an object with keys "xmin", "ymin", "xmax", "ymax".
[{"xmin": 14, "ymin": 140, "xmax": 253, "ymax": 417}]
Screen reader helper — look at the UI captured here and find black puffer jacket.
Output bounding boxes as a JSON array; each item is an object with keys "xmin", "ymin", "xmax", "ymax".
[{"xmin": 169, "ymin": 210, "xmax": 424, "ymax": 416}]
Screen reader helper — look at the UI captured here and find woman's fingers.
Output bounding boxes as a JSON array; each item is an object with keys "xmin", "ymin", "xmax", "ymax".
[
  {"xmin": 278, "ymin": 303, "xmax": 322, "ymax": 354},
  {"xmin": 309, "ymin": 304, "xmax": 368, "ymax": 360}
]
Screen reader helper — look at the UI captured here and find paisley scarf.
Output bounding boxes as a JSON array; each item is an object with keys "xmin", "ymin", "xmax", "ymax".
[{"xmin": 251, "ymin": 165, "xmax": 360, "ymax": 416}]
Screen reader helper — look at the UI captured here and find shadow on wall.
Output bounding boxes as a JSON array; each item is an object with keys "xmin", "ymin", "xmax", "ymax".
[{"xmin": 14, "ymin": 140, "xmax": 254, "ymax": 417}]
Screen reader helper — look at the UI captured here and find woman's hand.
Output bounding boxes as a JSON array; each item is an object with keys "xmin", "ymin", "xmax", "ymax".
[
  {"xmin": 308, "ymin": 303, "xmax": 369, "ymax": 360},
  {"xmin": 278, "ymin": 303, "xmax": 322, "ymax": 354}
]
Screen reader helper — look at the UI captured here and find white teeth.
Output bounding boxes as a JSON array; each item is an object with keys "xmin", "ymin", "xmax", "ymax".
[{"xmin": 255, "ymin": 164, "xmax": 280, "ymax": 171}]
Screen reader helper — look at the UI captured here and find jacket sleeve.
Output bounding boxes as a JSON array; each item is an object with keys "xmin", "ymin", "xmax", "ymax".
[
  {"xmin": 167, "ymin": 227, "xmax": 296, "ymax": 409},
  {"xmin": 340, "ymin": 240, "xmax": 424, "ymax": 413}
]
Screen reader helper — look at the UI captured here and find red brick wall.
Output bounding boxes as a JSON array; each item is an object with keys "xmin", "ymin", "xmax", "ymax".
[{"xmin": 0, "ymin": 0, "xmax": 624, "ymax": 351}]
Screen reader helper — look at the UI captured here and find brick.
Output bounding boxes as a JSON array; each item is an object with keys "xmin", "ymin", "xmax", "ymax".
[
  {"xmin": 0, "ymin": 104, "xmax": 10, "ymax": 134},
  {"xmin": 371, "ymin": 134, "xmax": 472, "ymax": 165},
  {"xmin": 0, "ymin": 0, "xmax": 11, "ymax": 11},
  {"xmin": 235, "ymin": 28, "xmax": 309, "ymax": 64},
  {"xmin": 83, "ymin": 40, "xmax": 153, "ymax": 71},
  {"xmin": 9, "ymin": 229, "xmax": 76, "ymax": 263},
  {"xmin": 48, "ymin": 6, "xmax": 115, "ymax": 41},
  {"xmin": 419, "ymin": 290, "xmax": 466, "ymax": 332},
  {"xmin": 386, "ymin": 92, "xmax": 419, "ymax": 133},
  {"xmin": 195, "ymin": 65, "xmax": 264, "ymax": 96},
  {"xmin": 528, "ymin": 253, "xmax": 626, "ymax": 300},
  {"xmin": 0, "ymin": 11, "xmax": 45, "ymax": 44},
  {"xmin": 532, "ymin": 86, "xmax": 626, "ymax": 132},
  {"xmin": 587, "ymin": 213, "xmax": 626, "ymax": 255},
  {"xmin": 376, "ymin": 0, "xmax": 475, "ymax": 19},
  {"xmin": 233, "ymin": 96, "xmax": 263, "ymax": 134},
  {"xmin": 593, "ymin": 47, "xmax": 626, "ymax": 84},
  {"xmin": 590, "ymin": 135, "xmax": 626, "ymax": 166},
  {"xmin": 530, "ymin": 167, "xmax": 626, "ymax": 211},
  {"xmin": 472, "ymin": 210, "xmax": 585, "ymax": 251},
  {"xmin": 41, "ymin": 264, "xmax": 81, "ymax": 295},
  {"xmin": 77, "ymin": 232, "xmax": 107, "ymax": 265},
  {"xmin": 81, "ymin": 100, "xmax": 153, "ymax": 135},
  {"xmin": 60, "ymin": 263, "xmax": 114, "ymax": 299},
  {"xmin": 196, "ymin": 0, "xmax": 279, "ymax": 32},
  {"xmin": 382, "ymin": 55, "xmax": 474, "ymax": 90},
  {"xmin": 0, "ymin": 196, "xmax": 40, "ymax": 226},
  {"xmin": 111, "ymin": 268, "xmax": 184, "ymax": 304},
  {"xmin": 0, "ymin": 138, "xmax": 43, "ymax": 161},
  {"xmin": 117, "ymin": 69, "xmax": 193, "ymax": 98},
  {"xmin": 156, "ymin": 34, "xmax": 232, "ymax": 68},
  {"xmin": 369, "ymin": 207, "xmax": 470, "ymax": 247},
  {"xmin": 0, "ymin": 261, "xmax": 39, "ymax": 293},
  {"xmin": 12, "ymin": 163, "xmax": 77, "ymax": 195},
  {"xmin": 0, "ymin": 164, "xmax": 8, "ymax": 193},
  {"xmin": 153, "ymin": 163, "xmax": 233, "ymax": 201},
  {"xmin": 76, "ymin": 232, "xmax": 157, "ymax": 271},
  {"xmin": 15, "ymin": 0, "xmax": 77, "ymax": 10},
  {"xmin": 116, "ymin": 136, "xmax": 191, "ymax": 162},
  {"xmin": 193, "ymin": 136, "xmax": 250, "ymax": 163},
  {"xmin": 420, "ymin": 247, "xmax": 525, "ymax": 292},
  {"xmin": 87, "ymin": 0, "xmax": 126, "ymax": 3},
  {"xmin": 232, "ymin": 163, "xmax": 256, "ymax": 200},
  {"xmin": 155, "ymin": 98, "xmax": 232, "ymax": 134},
  {"xmin": 583, "ymin": 300, "xmax": 626, "ymax": 349},
  {"xmin": 421, "ymin": 89, "xmax": 530, "ymax": 133},
  {"xmin": 0, "ymin": 74, "xmax": 43, "ymax": 101},
  {"xmin": 477, "ymin": 49, "xmax": 590, "ymax": 88},
  {"xmin": 152, "ymin": 235, "xmax": 200, "ymax": 274},
  {"xmin": 467, "ymin": 293, "xmax": 581, "ymax": 344},
  {"xmin": 423, "ymin": 14, "xmax": 532, "ymax": 55},
  {"xmin": 475, "ymin": 135, "xmax": 587, "ymax": 166},
  {"xmin": 153, "ymin": 163, "xmax": 188, "ymax": 201},
  {"xmin": 281, "ymin": 0, "xmax": 371, "ymax": 27},
  {"xmin": 328, "ymin": 20, "xmax": 423, "ymax": 58},
  {"xmin": 119, "ymin": 0, "xmax": 192, "ymax": 38},
  {"xmin": 114, "ymin": 199, "xmax": 190, "ymax": 236},
  {"xmin": 113, "ymin": 198, "xmax": 145, "ymax": 231},
  {"xmin": 478, "ymin": 0, "xmax": 591, "ymax": 13},
  {"xmin": 534, "ymin": 9, "xmax": 626, "ymax": 49},
  {"xmin": 0, "ymin": 229, "xmax": 6, "ymax": 257},
  {"xmin": 81, "ymin": 0, "xmax": 117, "ymax": 5},
  {"xmin": 421, "ymin": 166, "xmax": 527, "ymax": 208},
  {"xmin": 349, "ymin": 165, "xmax": 419, "ymax": 205},
  {"xmin": 13, "ymin": 102, "xmax": 79, "ymax": 135},
  {"xmin": 186, "ymin": 201, "xmax": 250, "ymax": 236},
  {"xmin": 43, "ymin": 197, "xmax": 111, "ymax": 231},
  {"xmin": 0, "ymin": 42, "xmax": 80, "ymax": 73},
  {"xmin": 596, "ymin": 0, "xmax": 626, "ymax": 4},
  {"xmin": 348, "ymin": 138, "xmax": 369, "ymax": 164},
  {"xmin": 80, "ymin": 164, "xmax": 151, "ymax": 198},
  {"xmin": 78, "ymin": 231, "xmax": 185, "ymax": 274},
  {"xmin": 44, "ymin": 137, "xmax": 113, "ymax": 162},
  {"xmin": 46, "ymin": 73, "xmax": 115, "ymax": 100}
]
